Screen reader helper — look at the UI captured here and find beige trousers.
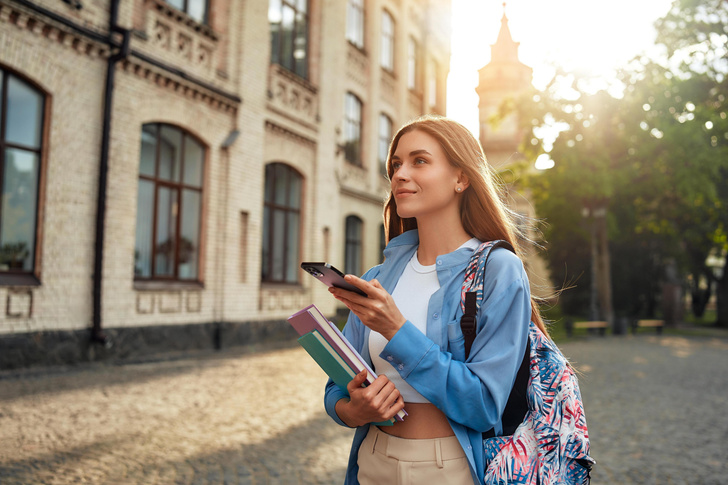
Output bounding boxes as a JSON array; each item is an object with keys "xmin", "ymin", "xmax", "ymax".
[{"xmin": 357, "ymin": 425, "xmax": 475, "ymax": 485}]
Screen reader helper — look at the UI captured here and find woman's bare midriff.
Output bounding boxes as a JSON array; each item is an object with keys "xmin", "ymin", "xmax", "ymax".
[{"xmin": 379, "ymin": 402, "xmax": 454, "ymax": 438}]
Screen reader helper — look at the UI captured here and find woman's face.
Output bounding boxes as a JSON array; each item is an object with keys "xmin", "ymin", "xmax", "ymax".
[{"xmin": 390, "ymin": 129, "xmax": 464, "ymax": 221}]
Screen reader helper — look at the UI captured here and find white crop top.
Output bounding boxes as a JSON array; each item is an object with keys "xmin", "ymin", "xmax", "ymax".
[{"xmin": 369, "ymin": 238, "xmax": 480, "ymax": 403}]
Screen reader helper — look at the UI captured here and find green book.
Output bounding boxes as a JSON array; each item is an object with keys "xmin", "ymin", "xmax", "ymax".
[{"xmin": 298, "ymin": 330, "xmax": 395, "ymax": 426}]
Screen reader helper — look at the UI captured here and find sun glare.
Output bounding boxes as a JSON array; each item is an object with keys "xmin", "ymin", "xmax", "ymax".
[{"xmin": 448, "ymin": 0, "xmax": 674, "ymax": 135}]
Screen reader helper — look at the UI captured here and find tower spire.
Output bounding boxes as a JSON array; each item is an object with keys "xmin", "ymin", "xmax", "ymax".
[{"xmin": 492, "ymin": 1, "xmax": 519, "ymax": 62}]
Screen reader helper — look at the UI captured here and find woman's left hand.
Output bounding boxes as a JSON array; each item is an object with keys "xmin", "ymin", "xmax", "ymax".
[{"xmin": 329, "ymin": 275, "xmax": 406, "ymax": 340}]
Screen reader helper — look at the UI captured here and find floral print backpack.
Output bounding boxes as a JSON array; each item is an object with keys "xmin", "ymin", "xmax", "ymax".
[{"xmin": 460, "ymin": 241, "xmax": 596, "ymax": 485}]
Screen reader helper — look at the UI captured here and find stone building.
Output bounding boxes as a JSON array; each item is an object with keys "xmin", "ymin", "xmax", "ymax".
[
  {"xmin": 0, "ymin": 0, "xmax": 451, "ymax": 369},
  {"xmin": 476, "ymin": 6, "xmax": 551, "ymax": 298}
]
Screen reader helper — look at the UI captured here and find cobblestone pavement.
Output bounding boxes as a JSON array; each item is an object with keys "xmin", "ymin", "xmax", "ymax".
[{"xmin": 1, "ymin": 333, "xmax": 727, "ymax": 484}]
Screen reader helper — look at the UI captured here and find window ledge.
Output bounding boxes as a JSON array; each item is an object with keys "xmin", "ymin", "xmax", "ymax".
[
  {"xmin": 134, "ymin": 280, "xmax": 204, "ymax": 292},
  {"xmin": 0, "ymin": 273, "xmax": 41, "ymax": 287},
  {"xmin": 260, "ymin": 282, "xmax": 306, "ymax": 292}
]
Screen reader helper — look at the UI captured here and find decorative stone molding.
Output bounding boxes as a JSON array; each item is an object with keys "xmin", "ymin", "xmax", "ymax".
[
  {"xmin": 337, "ymin": 166, "xmax": 370, "ymax": 198},
  {"xmin": 134, "ymin": 290, "xmax": 203, "ymax": 314},
  {"xmin": 258, "ymin": 286, "xmax": 309, "ymax": 312},
  {"xmin": 146, "ymin": 7, "xmax": 216, "ymax": 72},
  {"xmin": 0, "ymin": 3, "xmax": 109, "ymax": 59},
  {"xmin": 144, "ymin": 0, "xmax": 218, "ymax": 43},
  {"xmin": 264, "ymin": 120, "xmax": 316, "ymax": 149},
  {"xmin": 267, "ymin": 64, "xmax": 319, "ymax": 129},
  {"xmin": 6, "ymin": 289, "xmax": 32, "ymax": 318},
  {"xmin": 408, "ymin": 89, "xmax": 423, "ymax": 116},
  {"xmin": 346, "ymin": 42, "xmax": 368, "ymax": 88},
  {"xmin": 380, "ymin": 69, "xmax": 396, "ymax": 105},
  {"xmin": 120, "ymin": 59, "xmax": 238, "ymax": 114}
]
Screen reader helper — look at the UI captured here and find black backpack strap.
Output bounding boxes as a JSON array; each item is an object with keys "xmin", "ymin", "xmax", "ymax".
[{"xmin": 461, "ymin": 292, "xmax": 478, "ymax": 358}]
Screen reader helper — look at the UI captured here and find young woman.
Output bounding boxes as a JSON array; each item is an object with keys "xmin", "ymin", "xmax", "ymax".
[{"xmin": 325, "ymin": 115, "xmax": 548, "ymax": 485}]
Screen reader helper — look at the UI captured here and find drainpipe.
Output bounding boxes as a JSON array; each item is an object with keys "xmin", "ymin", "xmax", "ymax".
[{"xmin": 91, "ymin": 0, "xmax": 129, "ymax": 345}]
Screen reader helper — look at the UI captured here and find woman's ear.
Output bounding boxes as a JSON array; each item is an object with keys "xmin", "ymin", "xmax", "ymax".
[{"xmin": 457, "ymin": 171, "xmax": 470, "ymax": 191}]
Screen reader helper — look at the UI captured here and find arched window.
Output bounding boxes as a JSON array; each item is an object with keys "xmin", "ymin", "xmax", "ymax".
[
  {"xmin": 0, "ymin": 69, "xmax": 45, "ymax": 280},
  {"xmin": 344, "ymin": 92, "xmax": 363, "ymax": 166},
  {"xmin": 346, "ymin": 0, "xmax": 364, "ymax": 49},
  {"xmin": 262, "ymin": 163, "xmax": 302, "ymax": 283},
  {"xmin": 345, "ymin": 215, "xmax": 363, "ymax": 276},
  {"xmin": 380, "ymin": 10, "xmax": 395, "ymax": 71},
  {"xmin": 134, "ymin": 123, "xmax": 205, "ymax": 281}
]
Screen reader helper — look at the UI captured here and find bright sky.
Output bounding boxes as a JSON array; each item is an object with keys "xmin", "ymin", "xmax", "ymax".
[{"xmin": 446, "ymin": 0, "xmax": 674, "ymax": 135}]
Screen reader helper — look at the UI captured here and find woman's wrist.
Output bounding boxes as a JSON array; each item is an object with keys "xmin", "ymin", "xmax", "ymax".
[{"xmin": 335, "ymin": 398, "xmax": 362, "ymax": 428}]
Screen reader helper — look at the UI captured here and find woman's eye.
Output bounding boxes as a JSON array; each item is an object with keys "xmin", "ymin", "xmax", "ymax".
[
  {"xmin": 391, "ymin": 161, "xmax": 402, "ymax": 170},
  {"xmin": 415, "ymin": 158, "xmax": 427, "ymax": 164}
]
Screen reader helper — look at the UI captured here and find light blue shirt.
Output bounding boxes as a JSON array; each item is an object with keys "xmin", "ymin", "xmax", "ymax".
[{"xmin": 324, "ymin": 230, "xmax": 531, "ymax": 485}]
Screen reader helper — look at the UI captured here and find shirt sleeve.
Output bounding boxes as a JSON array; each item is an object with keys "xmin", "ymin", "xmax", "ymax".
[{"xmin": 381, "ymin": 249, "xmax": 530, "ymax": 432}]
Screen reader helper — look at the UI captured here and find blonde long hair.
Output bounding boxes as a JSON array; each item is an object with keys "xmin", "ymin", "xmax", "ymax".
[{"xmin": 383, "ymin": 115, "xmax": 548, "ymax": 336}]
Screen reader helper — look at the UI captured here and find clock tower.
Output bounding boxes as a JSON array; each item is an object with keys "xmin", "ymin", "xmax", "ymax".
[
  {"xmin": 476, "ymin": 3, "xmax": 533, "ymax": 169},
  {"xmin": 476, "ymin": 4, "xmax": 552, "ymax": 297}
]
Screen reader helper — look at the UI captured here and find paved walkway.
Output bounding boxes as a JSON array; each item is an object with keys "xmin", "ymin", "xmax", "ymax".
[{"xmin": 1, "ymin": 333, "xmax": 727, "ymax": 484}]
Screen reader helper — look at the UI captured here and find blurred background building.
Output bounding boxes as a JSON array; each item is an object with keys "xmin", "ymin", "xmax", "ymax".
[
  {"xmin": 0, "ymin": 0, "xmax": 451, "ymax": 368},
  {"xmin": 476, "ymin": 7, "xmax": 550, "ymax": 298}
]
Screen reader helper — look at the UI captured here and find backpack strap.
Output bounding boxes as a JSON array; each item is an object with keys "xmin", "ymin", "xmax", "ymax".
[{"xmin": 460, "ymin": 240, "xmax": 515, "ymax": 359}]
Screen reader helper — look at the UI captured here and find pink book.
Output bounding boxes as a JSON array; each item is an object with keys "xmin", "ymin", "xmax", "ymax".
[{"xmin": 288, "ymin": 304, "xmax": 407, "ymax": 422}]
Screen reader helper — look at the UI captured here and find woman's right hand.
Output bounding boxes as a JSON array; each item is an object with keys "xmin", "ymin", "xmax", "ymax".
[{"xmin": 335, "ymin": 370, "xmax": 405, "ymax": 428}]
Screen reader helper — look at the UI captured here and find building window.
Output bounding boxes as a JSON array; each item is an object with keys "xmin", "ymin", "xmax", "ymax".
[
  {"xmin": 269, "ymin": 0, "xmax": 309, "ymax": 79},
  {"xmin": 408, "ymin": 36, "xmax": 418, "ymax": 90},
  {"xmin": 344, "ymin": 92, "xmax": 363, "ymax": 166},
  {"xmin": 378, "ymin": 113, "xmax": 393, "ymax": 177},
  {"xmin": 429, "ymin": 60, "xmax": 438, "ymax": 108},
  {"xmin": 381, "ymin": 10, "xmax": 394, "ymax": 71},
  {"xmin": 0, "ymin": 70, "xmax": 44, "ymax": 276},
  {"xmin": 346, "ymin": 0, "xmax": 364, "ymax": 49},
  {"xmin": 262, "ymin": 163, "xmax": 302, "ymax": 284},
  {"xmin": 165, "ymin": 0, "xmax": 208, "ymax": 24},
  {"xmin": 345, "ymin": 215, "xmax": 363, "ymax": 276},
  {"xmin": 135, "ymin": 123, "xmax": 205, "ymax": 281}
]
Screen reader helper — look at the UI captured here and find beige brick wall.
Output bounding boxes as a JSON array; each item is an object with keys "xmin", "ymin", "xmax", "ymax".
[{"xmin": 0, "ymin": 0, "xmax": 452, "ymax": 337}]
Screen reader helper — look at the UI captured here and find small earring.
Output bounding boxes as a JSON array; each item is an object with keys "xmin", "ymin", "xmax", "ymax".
[{"xmin": 456, "ymin": 187, "xmax": 462, "ymax": 192}]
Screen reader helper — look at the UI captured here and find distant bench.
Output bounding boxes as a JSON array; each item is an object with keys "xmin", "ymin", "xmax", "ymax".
[
  {"xmin": 566, "ymin": 320, "xmax": 608, "ymax": 337},
  {"xmin": 632, "ymin": 319, "xmax": 664, "ymax": 335}
]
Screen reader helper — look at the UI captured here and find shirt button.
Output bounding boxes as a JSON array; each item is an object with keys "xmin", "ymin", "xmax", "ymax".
[
  {"xmin": 433, "ymin": 313, "xmax": 439, "ymax": 319},
  {"xmin": 397, "ymin": 364, "xmax": 404, "ymax": 370},
  {"xmin": 437, "ymin": 260, "xmax": 443, "ymax": 265},
  {"xmin": 387, "ymin": 356, "xmax": 393, "ymax": 362}
]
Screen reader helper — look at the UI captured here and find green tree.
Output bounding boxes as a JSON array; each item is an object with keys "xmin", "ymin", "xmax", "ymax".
[{"xmin": 507, "ymin": 0, "xmax": 728, "ymax": 325}]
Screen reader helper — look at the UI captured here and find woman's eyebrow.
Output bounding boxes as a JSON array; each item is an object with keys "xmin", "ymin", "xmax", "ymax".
[{"xmin": 391, "ymin": 149, "xmax": 432, "ymax": 160}]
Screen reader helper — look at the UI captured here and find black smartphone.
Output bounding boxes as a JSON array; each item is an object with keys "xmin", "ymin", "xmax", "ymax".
[{"xmin": 301, "ymin": 262, "xmax": 368, "ymax": 296}]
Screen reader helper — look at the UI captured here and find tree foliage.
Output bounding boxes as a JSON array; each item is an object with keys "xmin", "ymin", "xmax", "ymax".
[{"xmin": 508, "ymin": 0, "xmax": 728, "ymax": 324}]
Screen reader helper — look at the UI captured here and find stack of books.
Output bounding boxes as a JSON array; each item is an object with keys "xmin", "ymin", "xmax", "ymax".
[{"xmin": 288, "ymin": 304, "xmax": 407, "ymax": 426}]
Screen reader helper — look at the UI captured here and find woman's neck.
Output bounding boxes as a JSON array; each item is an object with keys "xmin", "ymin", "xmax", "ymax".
[{"xmin": 415, "ymin": 219, "xmax": 471, "ymax": 266}]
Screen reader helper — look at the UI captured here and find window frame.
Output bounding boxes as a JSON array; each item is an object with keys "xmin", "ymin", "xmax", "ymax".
[
  {"xmin": 380, "ymin": 10, "xmax": 395, "ymax": 72},
  {"xmin": 261, "ymin": 162, "xmax": 303, "ymax": 285},
  {"xmin": 0, "ymin": 67, "xmax": 47, "ymax": 286},
  {"xmin": 134, "ymin": 123, "xmax": 206, "ymax": 284},
  {"xmin": 344, "ymin": 92, "xmax": 363, "ymax": 166},
  {"xmin": 164, "ymin": 0, "xmax": 210, "ymax": 24},
  {"xmin": 344, "ymin": 215, "xmax": 363, "ymax": 277},
  {"xmin": 269, "ymin": 0, "xmax": 310, "ymax": 79},
  {"xmin": 346, "ymin": 0, "xmax": 365, "ymax": 50}
]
